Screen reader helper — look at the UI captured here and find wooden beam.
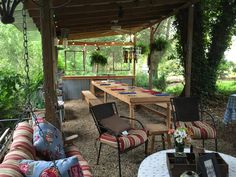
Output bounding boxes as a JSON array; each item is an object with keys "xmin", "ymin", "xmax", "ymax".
[
  {"xmin": 59, "ymin": 41, "xmax": 134, "ymax": 46},
  {"xmin": 26, "ymin": 0, "xmax": 188, "ymax": 11},
  {"xmin": 135, "ymin": 0, "xmax": 199, "ymax": 34},
  {"xmin": 54, "ymin": 9, "xmax": 172, "ymax": 25},
  {"xmin": 34, "ymin": 13, "xmax": 165, "ymax": 28},
  {"xmin": 40, "ymin": 0, "xmax": 60, "ymax": 128},
  {"xmin": 185, "ymin": 4, "xmax": 194, "ymax": 97}
]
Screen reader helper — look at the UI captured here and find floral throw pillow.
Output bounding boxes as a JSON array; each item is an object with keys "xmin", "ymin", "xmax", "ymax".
[
  {"xmin": 33, "ymin": 118, "xmax": 65, "ymax": 160},
  {"xmin": 19, "ymin": 156, "xmax": 84, "ymax": 177}
]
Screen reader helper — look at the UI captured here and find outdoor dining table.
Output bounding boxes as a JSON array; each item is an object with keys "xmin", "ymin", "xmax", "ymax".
[
  {"xmin": 224, "ymin": 94, "xmax": 236, "ymax": 124},
  {"xmin": 137, "ymin": 149, "xmax": 236, "ymax": 177},
  {"xmin": 91, "ymin": 80, "xmax": 172, "ymax": 128}
]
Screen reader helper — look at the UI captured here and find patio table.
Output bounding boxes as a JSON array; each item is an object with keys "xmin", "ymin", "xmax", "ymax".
[
  {"xmin": 138, "ymin": 149, "xmax": 236, "ymax": 177},
  {"xmin": 91, "ymin": 80, "xmax": 172, "ymax": 128},
  {"xmin": 224, "ymin": 94, "xmax": 236, "ymax": 124}
]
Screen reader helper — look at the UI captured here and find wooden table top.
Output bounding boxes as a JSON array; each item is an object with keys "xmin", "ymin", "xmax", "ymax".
[{"xmin": 92, "ymin": 80, "xmax": 172, "ymax": 105}]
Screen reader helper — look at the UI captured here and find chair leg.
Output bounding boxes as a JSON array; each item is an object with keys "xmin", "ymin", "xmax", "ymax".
[
  {"xmin": 161, "ymin": 134, "xmax": 166, "ymax": 150},
  {"xmin": 215, "ymin": 138, "xmax": 218, "ymax": 152},
  {"xmin": 145, "ymin": 140, "xmax": 148, "ymax": 155},
  {"xmin": 117, "ymin": 148, "xmax": 122, "ymax": 177},
  {"xmin": 202, "ymin": 139, "xmax": 205, "ymax": 148},
  {"xmin": 97, "ymin": 142, "xmax": 102, "ymax": 165}
]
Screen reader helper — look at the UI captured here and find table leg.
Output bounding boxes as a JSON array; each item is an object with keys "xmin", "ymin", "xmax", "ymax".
[
  {"xmin": 166, "ymin": 102, "xmax": 172, "ymax": 148},
  {"xmin": 166, "ymin": 102, "xmax": 171, "ymax": 129},
  {"xmin": 166, "ymin": 134, "xmax": 171, "ymax": 149},
  {"xmin": 90, "ymin": 80, "xmax": 95, "ymax": 94},
  {"xmin": 151, "ymin": 135, "xmax": 155, "ymax": 153},
  {"xmin": 104, "ymin": 92, "xmax": 107, "ymax": 103},
  {"xmin": 129, "ymin": 104, "xmax": 135, "ymax": 128}
]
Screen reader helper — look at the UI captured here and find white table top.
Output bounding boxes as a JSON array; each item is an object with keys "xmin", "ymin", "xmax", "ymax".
[{"xmin": 138, "ymin": 149, "xmax": 236, "ymax": 177}]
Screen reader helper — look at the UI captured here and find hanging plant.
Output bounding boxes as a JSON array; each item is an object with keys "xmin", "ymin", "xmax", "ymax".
[
  {"xmin": 90, "ymin": 51, "xmax": 108, "ymax": 66},
  {"xmin": 151, "ymin": 37, "xmax": 169, "ymax": 51},
  {"xmin": 137, "ymin": 42, "xmax": 149, "ymax": 54}
]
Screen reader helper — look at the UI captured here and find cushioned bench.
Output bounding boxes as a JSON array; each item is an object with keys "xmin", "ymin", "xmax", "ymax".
[
  {"xmin": 0, "ymin": 121, "xmax": 92, "ymax": 177},
  {"xmin": 81, "ymin": 90, "xmax": 102, "ymax": 107}
]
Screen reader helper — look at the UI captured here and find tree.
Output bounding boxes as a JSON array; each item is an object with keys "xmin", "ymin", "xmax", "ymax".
[{"xmin": 175, "ymin": 0, "xmax": 236, "ymax": 97}]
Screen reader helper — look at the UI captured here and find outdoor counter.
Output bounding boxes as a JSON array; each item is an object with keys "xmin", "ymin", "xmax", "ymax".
[{"xmin": 62, "ymin": 75, "xmax": 135, "ymax": 100}]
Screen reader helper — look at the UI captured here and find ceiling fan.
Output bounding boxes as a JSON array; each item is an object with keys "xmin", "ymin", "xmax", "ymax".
[{"xmin": 110, "ymin": 20, "xmax": 132, "ymax": 35}]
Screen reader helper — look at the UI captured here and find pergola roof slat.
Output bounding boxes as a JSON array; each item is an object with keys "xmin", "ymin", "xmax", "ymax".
[{"xmin": 24, "ymin": 0, "xmax": 196, "ymax": 39}]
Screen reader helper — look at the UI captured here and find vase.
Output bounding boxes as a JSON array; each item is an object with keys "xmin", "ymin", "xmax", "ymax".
[
  {"xmin": 175, "ymin": 142, "xmax": 185, "ymax": 153},
  {"xmin": 180, "ymin": 171, "xmax": 199, "ymax": 177}
]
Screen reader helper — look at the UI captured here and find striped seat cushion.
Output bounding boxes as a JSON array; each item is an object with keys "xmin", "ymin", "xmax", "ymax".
[
  {"xmin": 10, "ymin": 137, "xmax": 35, "ymax": 159},
  {"xmin": 13, "ymin": 121, "xmax": 33, "ymax": 140},
  {"xmin": 177, "ymin": 121, "xmax": 216, "ymax": 139},
  {"xmin": 3, "ymin": 149, "xmax": 33, "ymax": 162},
  {"xmin": 65, "ymin": 145, "xmax": 92, "ymax": 177},
  {"xmin": 0, "ymin": 163, "xmax": 23, "ymax": 177},
  {"xmin": 99, "ymin": 129, "xmax": 147, "ymax": 152}
]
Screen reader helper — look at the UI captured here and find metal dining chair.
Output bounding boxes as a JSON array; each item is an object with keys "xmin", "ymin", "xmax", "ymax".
[
  {"xmin": 171, "ymin": 97, "xmax": 217, "ymax": 151},
  {"xmin": 90, "ymin": 102, "xmax": 148, "ymax": 177}
]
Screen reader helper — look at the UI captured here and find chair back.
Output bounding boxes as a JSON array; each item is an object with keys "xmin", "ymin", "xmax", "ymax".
[
  {"xmin": 90, "ymin": 102, "xmax": 118, "ymax": 134},
  {"xmin": 171, "ymin": 97, "xmax": 200, "ymax": 124}
]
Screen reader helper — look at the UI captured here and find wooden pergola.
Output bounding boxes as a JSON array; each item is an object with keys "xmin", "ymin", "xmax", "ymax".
[{"xmin": 22, "ymin": 0, "xmax": 196, "ymax": 128}]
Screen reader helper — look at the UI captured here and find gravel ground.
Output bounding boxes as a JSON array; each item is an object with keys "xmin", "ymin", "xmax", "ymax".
[{"xmin": 62, "ymin": 98, "xmax": 236, "ymax": 177}]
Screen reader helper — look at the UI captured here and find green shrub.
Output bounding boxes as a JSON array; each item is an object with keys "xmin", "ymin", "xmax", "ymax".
[
  {"xmin": 0, "ymin": 70, "xmax": 23, "ymax": 119},
  {"xmin": 166, "ymin": 83, "xmax": 184, "ymax": 96},
  {"xmin": 153, "ymin": 74, "xmax": 167, "ymax": 92},
  {"xmin": 216, "ymin": 80, "xmax": 236, "ymax": 95},
  {"xmin": 135, "ymin": 72, "xmax": 148, "ymax": 88}
]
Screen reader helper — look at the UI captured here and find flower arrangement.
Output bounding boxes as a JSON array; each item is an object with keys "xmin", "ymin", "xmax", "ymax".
[{"xmin": 169, "ymin": 127, "xmax": 192, "ymax": 152}]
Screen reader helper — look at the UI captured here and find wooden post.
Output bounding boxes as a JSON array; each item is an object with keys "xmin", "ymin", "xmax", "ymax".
[
  {"xmin": 185, "ymin": 5, "xmax": 194, "ymax": 97},
  {"xmin": 148, "ymin": 27, "xmax": 155, "ymax": 89},
  {"xmin": 40, "ymin": 0, "xmax": 60, "ymax": 128},
  {"xmin": 132, "ymin": 35, "xmax": 137, "ymax": 86}
]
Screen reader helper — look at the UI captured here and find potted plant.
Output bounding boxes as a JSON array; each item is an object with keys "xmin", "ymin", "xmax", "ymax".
[
  {"xmin": 151, "ymin": 37, "xmax": 169, "ymax": 51},
  {"xmin": 168, "ymin": 127, "xmax": 192, "ymax": 153},
  {"xmin": 90, "ymin": 51, "xmax": 108, "ymax": 75},
  {"xmin": 149, "ymin": 37, "xmax": 169, "ymax": 87},
  {"xmin": 137, "ymin": 42, "xmax": 149, "ymax": 55}
]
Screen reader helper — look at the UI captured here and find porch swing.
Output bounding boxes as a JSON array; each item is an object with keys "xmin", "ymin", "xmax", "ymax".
[{"xmin": 0, "ymin": 1, "xmax": 92, "ymax": 177}]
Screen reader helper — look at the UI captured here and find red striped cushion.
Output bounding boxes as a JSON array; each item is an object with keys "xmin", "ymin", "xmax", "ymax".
[
  {"xmin": 177, "ymin": 121, "xmax": 216, "ymax": 139},
  {"xmin": 3, "ymin": 149, "xmax": 33, "ymax": 162},
  {"xmin": 13, "ymin": 126, "xmax": 33, "ymax": 140},
  {"xmin": 0, "ymin": 163, "xmax": 24, "ymax": 177},
  {"xmin": 65, "ymin": 145, "xmax": 92, "ymax": 177},
  {"xmin": 99, "ymin": 129, "xmax": 147, "ymax": 152},
  {"xmin": 10, "ymin": 137, "xmax": 35, "ymax": 159}
]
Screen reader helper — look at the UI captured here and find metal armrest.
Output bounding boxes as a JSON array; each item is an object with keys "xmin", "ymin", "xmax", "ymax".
[
  {"xmin": 119, "ymin": 115, "xmax": 145, "ymax": 129},
  {"xmin": 202, "ymin": 110, "xmax": 216, "ymax": 128}
]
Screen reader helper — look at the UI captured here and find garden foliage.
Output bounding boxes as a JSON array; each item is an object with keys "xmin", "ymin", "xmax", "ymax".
[{"xmin": 175, "ymin": 0, "xmax": 236, "ymax": 97}]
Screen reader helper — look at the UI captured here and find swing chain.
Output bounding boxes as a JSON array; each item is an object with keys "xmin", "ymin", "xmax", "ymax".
[
  {"xmin": 22, "ymin": 5, "xmax": 32, "ymax": 114},
  {"xmin": 22, "ymin": 6, "xmax": 61, "ymax": 177}
]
